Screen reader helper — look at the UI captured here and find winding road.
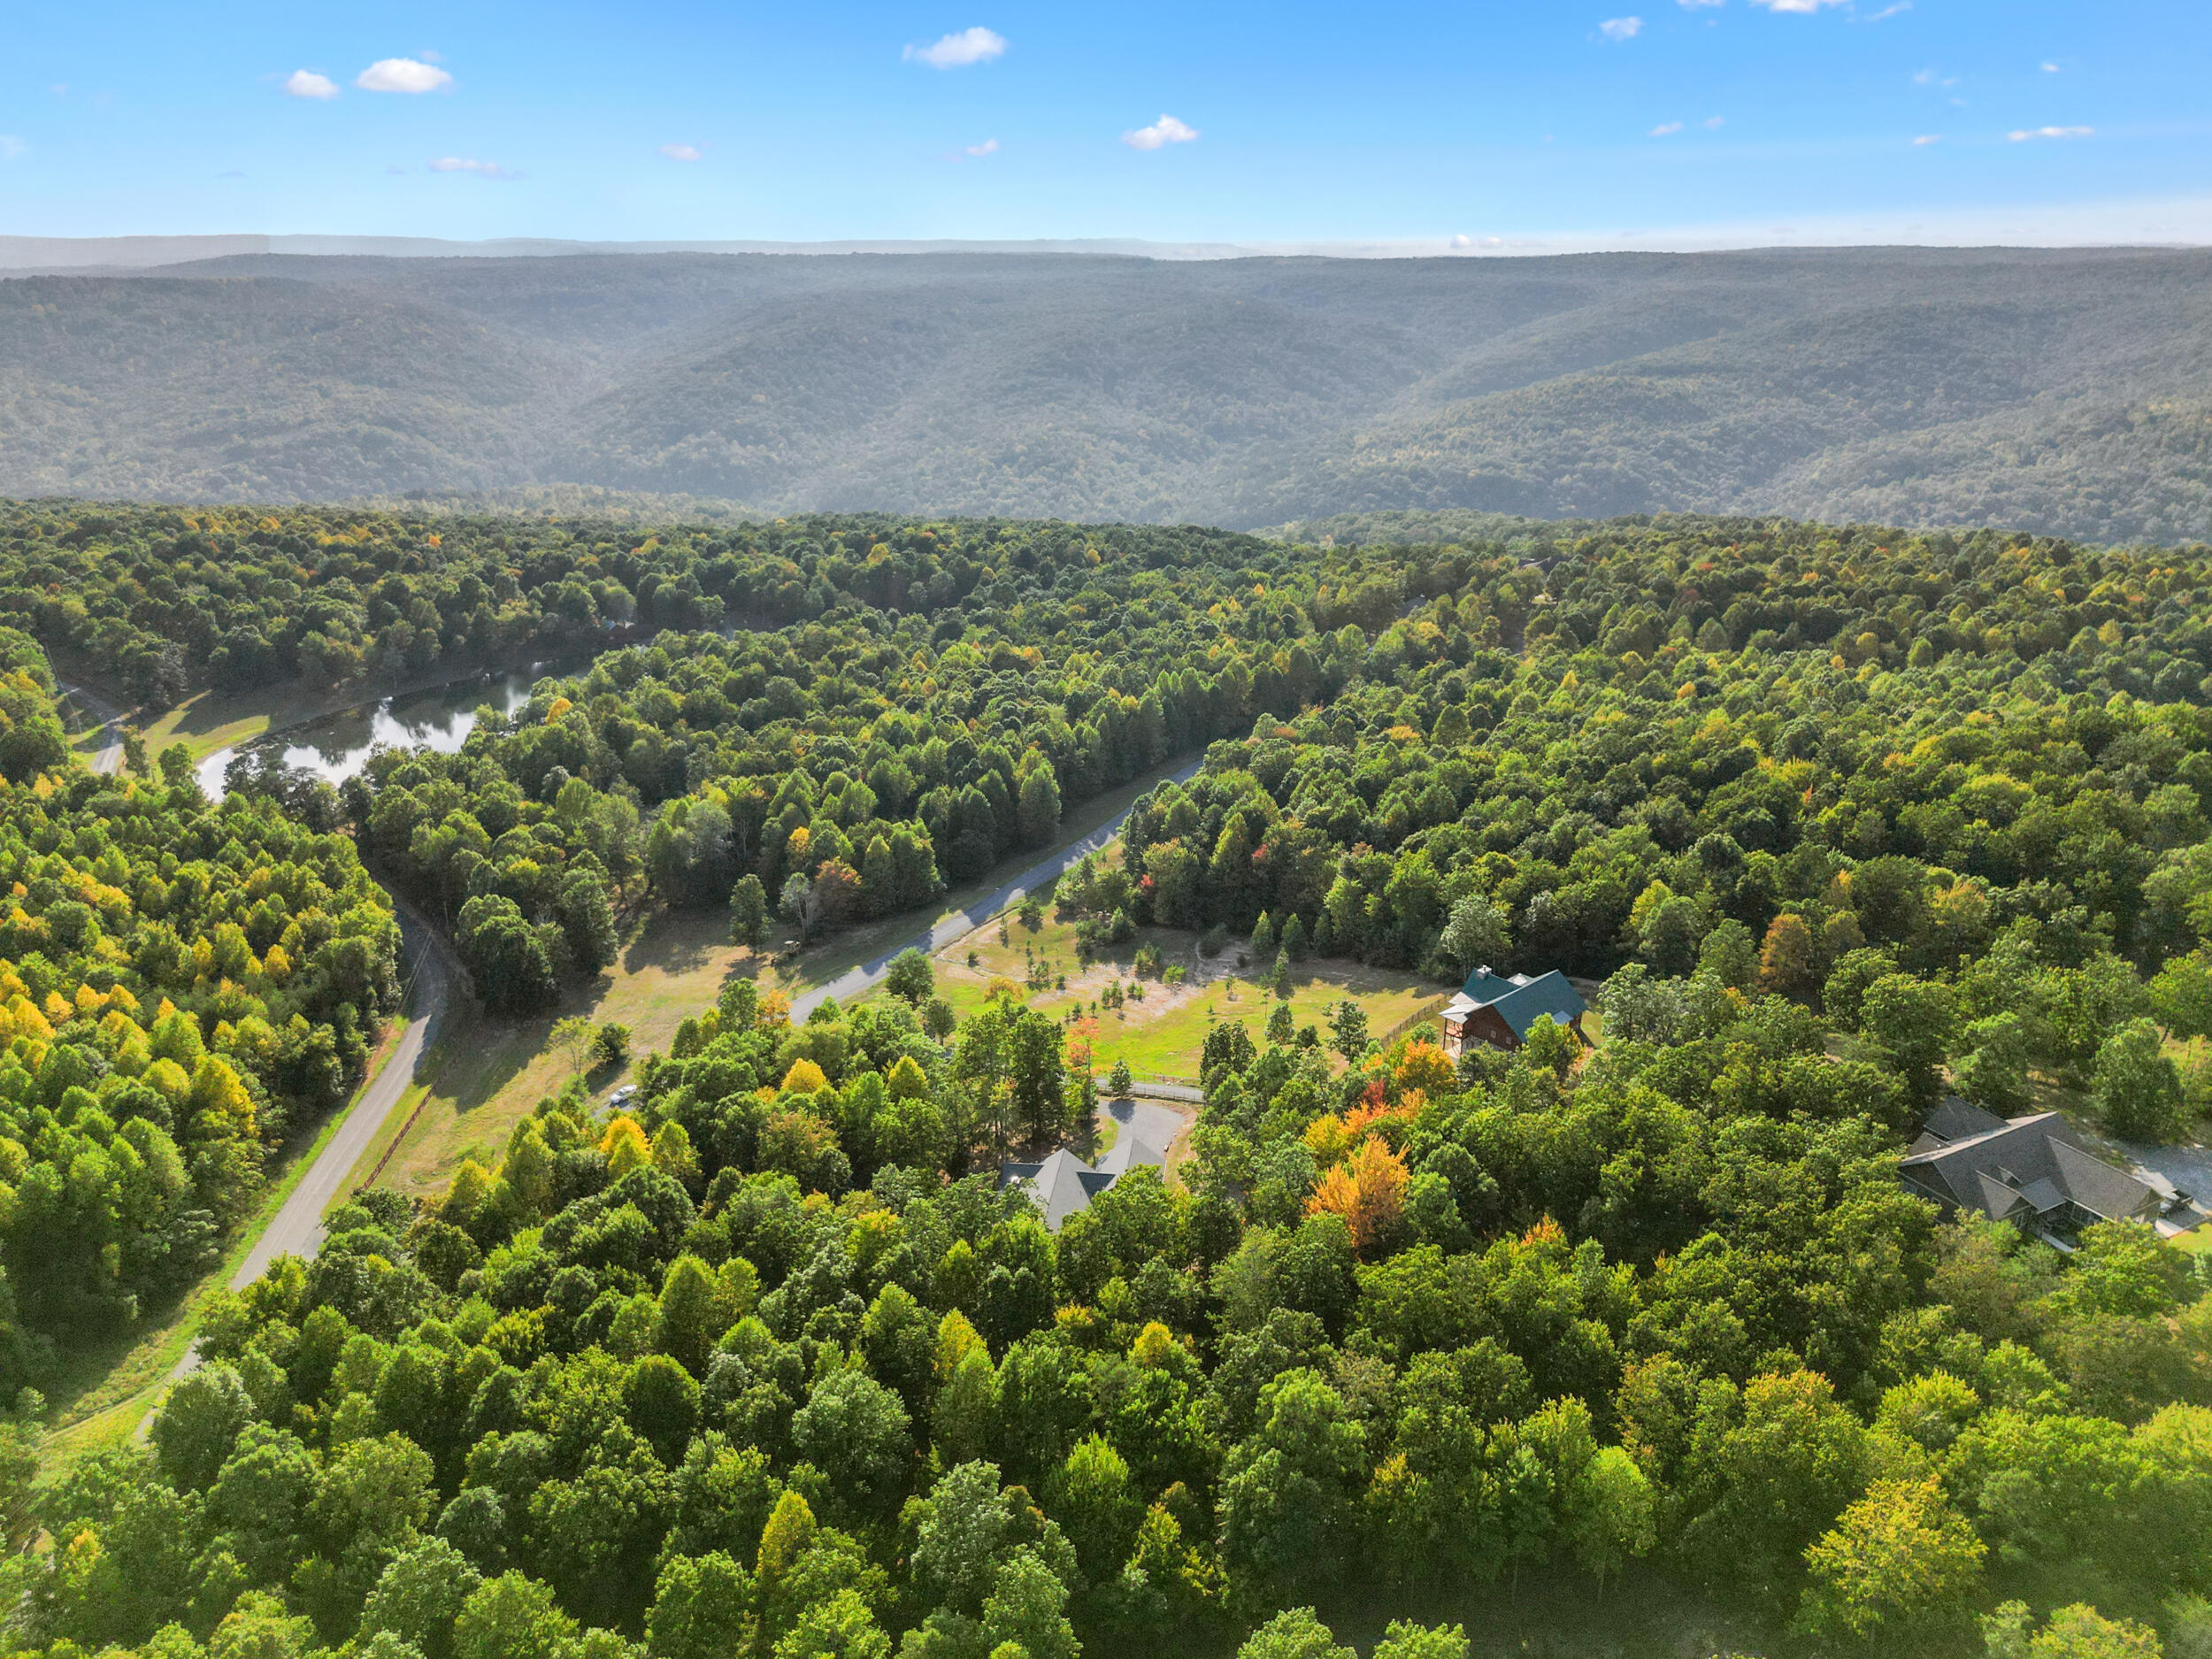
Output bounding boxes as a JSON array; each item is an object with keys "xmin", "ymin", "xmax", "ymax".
[
  {"xmin": 58, "ymin": 681, "xmax": 452, "ymax": 1279},
  {"xmin": 57, "ymin": 681, "xmax": 127, "ymax": 777},
  {"xmin": 229, "ymin": 910, "xmax": 450, "ymax": 1285}
]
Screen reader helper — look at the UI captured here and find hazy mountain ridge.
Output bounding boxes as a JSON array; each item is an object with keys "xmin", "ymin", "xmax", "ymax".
[{"xmin": 3, "ymin": 246, "xmax": 2210, "ymax": 541}]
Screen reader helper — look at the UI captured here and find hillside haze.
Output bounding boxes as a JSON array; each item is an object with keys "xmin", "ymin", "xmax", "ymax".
[{"xmin": 4, "ymin": 244, "xmax": 2209, "ymax": 542}]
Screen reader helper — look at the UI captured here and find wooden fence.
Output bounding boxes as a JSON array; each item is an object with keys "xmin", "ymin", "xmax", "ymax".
[{"xmin": 1378, "ymin": 994, "xmax": 1454, "ymax": 1050}]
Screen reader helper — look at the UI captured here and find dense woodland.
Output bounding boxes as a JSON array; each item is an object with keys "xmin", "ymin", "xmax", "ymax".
[
  {"xmin": 3, "ymin": 503, "xmax": 2212, "ymax": 1658},
  {"xmin": 0, "ymin": 632, "xmax": 399, "ymax": 1380},
  {"xmin": 5, "ymin": 248, "xmax": 2212, "ymax": 542}
]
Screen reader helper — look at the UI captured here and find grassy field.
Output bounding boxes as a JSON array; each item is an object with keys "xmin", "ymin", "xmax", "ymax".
[
  {"xmin": 363, "ymin": 905, "xmax": 765, "ymax": 1206},
  {"xmin": 360, "ymin": 757, "xmax": 1202, "ymax": 1205},
  {"xmin": 139, "ymin": 686, "xmax": 300, "ymax": 762},
  {"xmin": 872, "ymin": 904, "xmax": 1443, "ymax": 1082}
]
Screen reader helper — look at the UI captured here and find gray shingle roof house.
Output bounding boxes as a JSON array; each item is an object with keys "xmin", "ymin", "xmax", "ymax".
[
  {"xmin": 1899, "ymin": 1099, "xmax": 2162, "ymax": 1236},
  {"xmin": 1439, "ymin": 966, "xmax": 1589, "ymax": 1058},
  {"xmin": 1001, "ymin": 1119, "xmax": 1171, "ymax": 1232}
]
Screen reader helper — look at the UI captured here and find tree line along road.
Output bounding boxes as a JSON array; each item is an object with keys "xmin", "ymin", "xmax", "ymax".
[{"xmin": 143, "ymin": 757, "xmax": 1200, "ymax": 1416}]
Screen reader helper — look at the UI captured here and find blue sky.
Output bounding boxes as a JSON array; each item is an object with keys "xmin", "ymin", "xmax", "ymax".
[{"xmin": 4, "ymin": 1, "xmax": 2208, "ymax": 247}]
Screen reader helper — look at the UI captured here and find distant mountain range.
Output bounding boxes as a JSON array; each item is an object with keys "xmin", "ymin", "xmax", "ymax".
[{"xmin": 3, "ymin": 244, "xmax": 2208, "ymax": 543}]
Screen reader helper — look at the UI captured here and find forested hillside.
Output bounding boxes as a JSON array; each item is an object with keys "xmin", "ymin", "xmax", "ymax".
[
  {"xmin": 7, "ymin": 503, "xmax": 2212, "ymax": 1658},
  {"xmin": 4, "ymin": 247, "xmax": 2212, "ymax": 543},
  {"xmin": 0, "ymin": 500, "xmax": 1274, "ymax": 706}
]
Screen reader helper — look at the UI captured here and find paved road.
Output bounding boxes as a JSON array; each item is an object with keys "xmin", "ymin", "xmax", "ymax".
[
  {"xmin": 58, "ymin": 681, "xmax": 127, "ymax": 776},
  {"xmin": 142, "ymin": 906, "xmax": 452, "ymax": 1427},
  {"xmin": 229, "ymin": 911, "xmax": 450, "ymax": 1286},
  {"xmin": 789, "ymin": 759, "xmax": 1201, "ymax": 1022},
  {"xmin": 139, "ymin": 757, "xmax": 1195, "ymax": 1422}
]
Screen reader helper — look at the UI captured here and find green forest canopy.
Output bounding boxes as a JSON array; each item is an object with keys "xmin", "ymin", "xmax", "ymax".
[
  {"xmin": 0, "ymin": 632, "xmax": 400, "ymax": 1379},
  {"xmin": 2, "ymin": 502, "xmax": 2212, "ymax": 1657}
]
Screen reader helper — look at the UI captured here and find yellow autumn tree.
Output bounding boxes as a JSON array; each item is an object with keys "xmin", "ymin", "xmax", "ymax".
[
  {"xmin": 1301, "ymin": 1112, "xmax": 1356, "ymax": 1167},
  {"xmin": 780, "ymin": 1058, "xmax": 830, "ymax": 1095},
  {"xmin": 600, "ymin": 1114, "xmax": 649, "ymax": 1176},
  {"xmin": 1393, "ymin": 1039, "xmax": 1456, "ymax": 1099}
]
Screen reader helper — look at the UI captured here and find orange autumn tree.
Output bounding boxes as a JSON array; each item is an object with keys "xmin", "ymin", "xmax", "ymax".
[
  {"xmin": 1308, "ymin": 1136, "xmax": 1409, "ymax": 1255},
  {"xmin": 1066, "ymin": 1014, "xmax": 1099, "ymax": 1077}
]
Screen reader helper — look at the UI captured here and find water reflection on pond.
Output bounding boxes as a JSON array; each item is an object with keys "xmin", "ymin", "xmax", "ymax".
[{"xmin": 199, "ymin": 667, "xmax": 545, "ymax": 799}]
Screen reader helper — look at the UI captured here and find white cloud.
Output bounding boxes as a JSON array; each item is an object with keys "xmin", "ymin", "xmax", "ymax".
[
  {"xmin": 659, "ymin": 143, "xmax": 702, "ymax": 161},
  {"xmin": 1913, "ymin": 133, "xmax": 1941, "ymax": 145},
  {"xmin": 903, "ymin": 27, "xmax": 1006, "ymax": 68},
  {"xmin": 1452, "ymin": 234, "xmax": 1474, "ymax": 248},
  {"xmin": 430, "ymin": 156, "xmax": 517, "ymax": 178},
  {"xmin": 2008, "ymin": 125, "xmax": 2092, "ymax": 141},
  {"xmin": 357, "ymin": 58, "xmax": 451, "ymax": 93},
  {"xmin": 418, "ymin": 49, "xmax": 442, "ymax": 63},
  {"xmin": 1864, "ymin": 2, "xmax": 1911, "ymax": 19},
  {"xmin": 0, "ymin": 136, "xmax": 24, "ymax": 160},
  {"xmin": 965, "ymin": 138, "xmax": 1000, "ymax": 157},
  {"xmin": 1751, "ymin": 0, "xmax": 1847, "ymax": 11},
  {"xmin": 1599, "ymin": 16, "xmax": 1643, "ymax": 40},
  {"xmin": 2040, "ymin": 60, "xmax": 2060, "ymax": 72},
  {"xmin": 1703, "ymin": 114, "xmax": 1725, "ymax": 127},
  {"xmin": 1649, "ymin": 120, "xmax": 1685, "ymax": 135},
  {"xmin": 282, "ymin": 69, "xmax": 340, "ymax": 100},
  {"xmin": 1123, "ymin": 113, "xmax": 1198, "ymax": 150}
]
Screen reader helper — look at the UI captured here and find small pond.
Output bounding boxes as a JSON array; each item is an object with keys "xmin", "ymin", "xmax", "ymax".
[{"xmin": 199, "ymin": 665, "xmax": 548, "ymax": 799}]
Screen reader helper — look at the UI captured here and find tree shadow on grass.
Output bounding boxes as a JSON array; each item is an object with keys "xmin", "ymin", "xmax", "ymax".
[{"xmin": 617, "ymin": 905, "xmax": 740, "ymax": 979}]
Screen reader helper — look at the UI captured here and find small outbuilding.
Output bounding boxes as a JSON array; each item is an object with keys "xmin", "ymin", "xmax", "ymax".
[{"xmin": 1439, "ymin": 966, "xmax": 1589, "ymax": 1059}]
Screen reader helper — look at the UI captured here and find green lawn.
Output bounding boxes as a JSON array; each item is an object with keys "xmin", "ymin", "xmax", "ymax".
[
  {"xmin": 868, "ymin": 902, "xmax": 1442, "ymax": 1082},
  {"xmin": 2170, "ymin": 1224, "xmax": 2212, "ymax": 1258},
  {"xmin": 365, "ymin": 903, "xmax": 767, "ymax": 1205}
]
